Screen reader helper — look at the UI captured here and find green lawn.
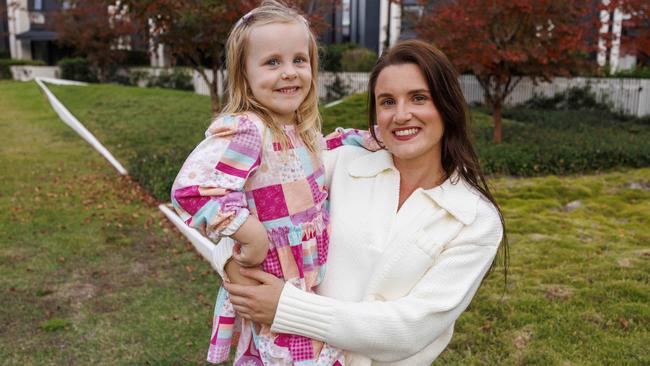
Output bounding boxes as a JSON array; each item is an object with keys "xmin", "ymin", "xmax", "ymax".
[
  {"xmin": 2, "ymin": 81, "xmax": 649, "ymax": 365},
  {"xmin": 0, "ymin": 81, "xmax": 218, "ymax": 365}
]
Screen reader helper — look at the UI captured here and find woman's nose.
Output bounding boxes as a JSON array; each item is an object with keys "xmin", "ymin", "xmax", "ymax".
[{"xmin": 393, "ymin": 106, "xmax": 412, "ymax": 123}]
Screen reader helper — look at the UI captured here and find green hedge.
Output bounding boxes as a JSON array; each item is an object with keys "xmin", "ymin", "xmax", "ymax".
[
  {"xmin": 321, "ymin": 43, "xmax": 357, "ymax": 72},
  {"xmin": 57, "ymin": 57, "xmax": 98, "ymax": 82},
  {"xmin": 47, "ymin": 85, "xmax": 650, "ymax": 200},
  {"xmin": 474, "ymin": 115, "xmax": 650, "ymax": 176},
  {"xmin": 341, "ymin": 48, "xmax": 377, "ymax": 72},
  {"xmin": 0, "ymin": 59, "xmax": 46, "ymax": 79}
]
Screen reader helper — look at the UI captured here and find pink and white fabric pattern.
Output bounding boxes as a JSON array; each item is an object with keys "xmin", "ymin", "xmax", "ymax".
[{"xmin": 172, "ymin": 113, "xmax": 370, "ymax": 365}]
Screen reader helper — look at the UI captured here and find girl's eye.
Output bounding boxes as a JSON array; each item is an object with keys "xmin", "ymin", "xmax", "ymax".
[
  {"xmin": 266, "ymin": 58, "xmax": 280, "ymax": 66},
  {"xmin": 294, "ymin": 57, "xmax": 307, "ymax": 64}
]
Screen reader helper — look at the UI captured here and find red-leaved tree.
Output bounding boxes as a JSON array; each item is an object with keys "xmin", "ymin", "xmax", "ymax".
[
  {"xmin": 416, "ymin": 0, "xmax": 593, "ymax": 143},
  {"xmin": 53, "ymin": 0, "xmax": 138, "ymax": 82},
  {"xmin": 126, "ymin": 0, "xmax": 333, "ymax": 114}
]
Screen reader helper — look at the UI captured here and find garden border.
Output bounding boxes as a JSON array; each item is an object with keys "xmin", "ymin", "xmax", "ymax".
[
  {"xmin": 35, "ymin": 77, "xmax": 217, "ymax": 268},
  {"xmin": 35, "ymin": 77, "xmax": 128, "ymax": 175}
]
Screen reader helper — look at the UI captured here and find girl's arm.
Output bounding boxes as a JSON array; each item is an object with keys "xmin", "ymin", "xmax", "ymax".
[
  {"xmin": 323, "ymin": 127, "xmax": 380, "ymax": 152},
  {"xmin": 171, "ymin": 114, "xmax": 268, "ymax": 268},
  {"xmin": 226, "ymin": 202, "xmax": 503, "ymax": 362}
]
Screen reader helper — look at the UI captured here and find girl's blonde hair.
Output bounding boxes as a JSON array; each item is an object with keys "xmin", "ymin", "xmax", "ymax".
[{"xmin": 221, "ymin": 0, "xmax": 321, "ymax": 153}]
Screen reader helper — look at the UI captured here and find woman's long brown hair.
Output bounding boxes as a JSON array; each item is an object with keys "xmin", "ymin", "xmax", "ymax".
[{"xmin": 368, "ymin": 39, "xmax": 509, "ymax": 280}]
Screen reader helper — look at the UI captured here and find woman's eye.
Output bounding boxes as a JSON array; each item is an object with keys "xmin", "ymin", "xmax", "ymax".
[
  {"xmin": 413, "ymin": 94, "xmax": 427, "ymax": 102},
  {"xmin": 380, "ymin": 99, "xmax": 395, "ymax": 106}
]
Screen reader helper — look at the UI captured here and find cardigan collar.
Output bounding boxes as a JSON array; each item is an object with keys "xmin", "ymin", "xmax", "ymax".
[{"xmin": 348, "ymin": 150, "xmax": 481, "ymax": 225}]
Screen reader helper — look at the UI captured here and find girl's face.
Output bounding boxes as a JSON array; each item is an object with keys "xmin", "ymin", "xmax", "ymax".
[
  {"xmin": 374, "ymin": 63, "xmax": 444, "ymax": 169},
  {"xmin": 245, "ymin": 21, "xmax": 312, "ymax": 123}
]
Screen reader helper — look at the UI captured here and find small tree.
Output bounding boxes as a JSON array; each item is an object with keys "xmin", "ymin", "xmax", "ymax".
[
  {"xmin": 53, "ymin": 0, "xmax": 137, "ymax": 82},
  {"xmin": 126, "ymin": 0, "xmax": 333, "ymax": 114},
  {"xmin": 417, "ymin": 0, "xmax": 593, "ymax": 143}
]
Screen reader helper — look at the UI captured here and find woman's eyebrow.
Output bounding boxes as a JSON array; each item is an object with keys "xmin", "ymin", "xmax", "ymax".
[
  {"xmin": 408, "ymin": 89, "xmax": 431, "ymax": 95},
  {"xmin": 376, "ymin": 92, "xmax": 393, "ymax": 99}
]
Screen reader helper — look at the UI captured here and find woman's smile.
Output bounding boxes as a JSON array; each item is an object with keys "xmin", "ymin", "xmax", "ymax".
[{"xmin": 392, "ymin": 126, "xmax": 421, "ymax": 140}]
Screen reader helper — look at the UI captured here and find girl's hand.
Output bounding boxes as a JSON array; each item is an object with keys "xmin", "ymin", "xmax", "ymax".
[
  {"xmin": 231, "ymin": 216, "xmax": 269, "ymax": 267},
  {"xmin": 232, "ymin": 241, "xmax": 268, "ymax": 267},
  {"xmin": 223, "ymin": 268, "xmax": 284, "ymax": 325}
]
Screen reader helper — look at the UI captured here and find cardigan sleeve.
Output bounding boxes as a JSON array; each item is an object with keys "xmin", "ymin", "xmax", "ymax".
[
  {"xmin": 271, "ymin": 201, "xmax": 503, "ymax": 362},
  {"xmin": 171, "ymin": 114, "xmax": 262, "ymax": 243}
]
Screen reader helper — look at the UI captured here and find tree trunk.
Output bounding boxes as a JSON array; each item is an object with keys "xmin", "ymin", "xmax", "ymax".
[
  {"xmin": 210, "ymin": 63, "xmax": 221, "ymax": 115},
  {"xmin": 493, "ymin": 102, "xmax": 503, "ymax": 144}
]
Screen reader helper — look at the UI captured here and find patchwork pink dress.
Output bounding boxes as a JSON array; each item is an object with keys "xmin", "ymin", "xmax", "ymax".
[{"xmin": 171, "ymin": 113, "xmax": 369, "ymax": 366}]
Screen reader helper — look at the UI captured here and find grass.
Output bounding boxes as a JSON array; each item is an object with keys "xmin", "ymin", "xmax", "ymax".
[
  {"xmin": 439, "ymin": 170, "xmax": 650, "ymax": 365},
  {"xmin": 0, "ymin": 81, "xmax": 219, "ymax": 365},
  {"xmin": 2, "ymin": 81, "xmax": 648, "ymax": 364}
]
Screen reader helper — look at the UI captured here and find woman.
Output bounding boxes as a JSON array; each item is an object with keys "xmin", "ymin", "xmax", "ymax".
[{"xmin": 223, "ymin": 39, "xmax": 507, "ymax": 365}]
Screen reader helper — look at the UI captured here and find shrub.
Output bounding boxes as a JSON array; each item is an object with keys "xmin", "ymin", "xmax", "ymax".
[
  {"xmin": 341, "ymin": 48, "xmax": 377, "ymax": 72},
  {"xmin": 128, "ymin": 147, "xmax": 190, "ymax": 201},
  {"xmin": 321, "ymin": 43, "xmax": 357, "ymax": 72},
  {"xmin": 58, "ymin": 57, "xmax": 98, "ymax": 82},
  {"xmin": 0, "ymin": 59, "xmax": 46, "ymax": 79},
  {"xmin": 613, "ymin": 66, "xmax": 650, "ymax": 79},
  {"xmin": 106, "ymin": 68, "xmax": 149, "ymax": 87},
  {"xmin": 476, "ymin": 106, "xmax": 650, "ymax": 176},
  {"xmin": 522, "ymin": 87, "xmax": 610, "ymax": 111},
  {"xmin": 323, "ymin": 92, "xmax": 650, "ymax": 176},
  {"xmin": 146, "ymin": 69, "xmax": 194, "ymax": 91}
]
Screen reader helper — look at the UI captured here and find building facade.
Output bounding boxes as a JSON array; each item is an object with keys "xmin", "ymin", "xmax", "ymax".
[
  {"xmin": 6, "ymin": 0, "xmax": 73, "ymax": 64},
  {"xmin": 320, "ymin": 0, "xmax": 403, "ymax": 56}
]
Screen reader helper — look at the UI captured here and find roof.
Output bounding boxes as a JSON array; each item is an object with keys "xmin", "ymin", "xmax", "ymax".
[{"xmin": 15, "ymin": 30, "xmax": 58, "ymax": 41}]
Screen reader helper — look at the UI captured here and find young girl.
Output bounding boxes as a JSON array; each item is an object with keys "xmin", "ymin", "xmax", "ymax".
[{"xmin": 171, "ymin": 2, "xmax": 370, "ymax": 365}]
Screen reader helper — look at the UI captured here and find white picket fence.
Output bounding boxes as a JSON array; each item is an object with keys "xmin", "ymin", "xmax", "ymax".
[
  {"xmin": 458, "ymin": 75, "xmax": 650, "ymax": 117},
  {"xmin": 11, "ymin": 65, "xmax": 650, "ymax": 117},
  {"xmin": 194, "ymin": 70, "xmax": 650, "ymax": 117}
]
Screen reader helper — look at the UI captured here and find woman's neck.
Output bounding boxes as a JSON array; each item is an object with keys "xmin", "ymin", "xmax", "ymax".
[{"xmin": 395, "ymin": 157, "xmax": 445, "ymax": 211}]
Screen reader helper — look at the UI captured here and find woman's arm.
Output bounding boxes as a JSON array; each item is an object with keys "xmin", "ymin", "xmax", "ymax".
[{"xmin": 226, "ymin": 202, "xmax": 503, "ymax": 362}]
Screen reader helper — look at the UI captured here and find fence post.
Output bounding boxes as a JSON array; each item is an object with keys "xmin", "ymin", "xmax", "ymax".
[{"xmin": 638, "ymin": 80, "xmax": 650, "ymax": 117}]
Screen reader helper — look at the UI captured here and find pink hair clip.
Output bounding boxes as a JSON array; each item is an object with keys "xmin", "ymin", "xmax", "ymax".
[{"xmin": 238, "ymin": 11, "xmax": 254, "ymax": 26}]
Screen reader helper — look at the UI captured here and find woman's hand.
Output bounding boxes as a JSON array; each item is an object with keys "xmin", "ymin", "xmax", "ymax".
[{"xmin": 223, "ymin": 268, "xmax": 284, "ymax": 325}]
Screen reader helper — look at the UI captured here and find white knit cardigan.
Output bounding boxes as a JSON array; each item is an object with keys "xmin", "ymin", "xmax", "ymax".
[
  {"xmin": 213, "ymin": 146, "xmax": 503, "ymax": 365},
  {"xmin": 270, "ymin": 146, "xmax": 503, "ymax": 365}
]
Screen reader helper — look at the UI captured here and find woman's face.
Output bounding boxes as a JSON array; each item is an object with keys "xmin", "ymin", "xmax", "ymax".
[{"xmin": 374, "ymin": 63, "xmax": 444, "ymax": 168}]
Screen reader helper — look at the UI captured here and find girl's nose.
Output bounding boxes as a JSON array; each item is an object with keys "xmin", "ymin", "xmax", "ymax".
[{"xmin": 281, "ymin": 67, "xmax": 297, "ymax": 80}]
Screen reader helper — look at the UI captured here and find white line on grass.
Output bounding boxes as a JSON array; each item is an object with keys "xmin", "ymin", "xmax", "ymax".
[
  {"xmin": 158, "ymin": 203, "xmax": 233, "ymax": 276},
  {"xmin": 37, "ymin": 77, "xmax": 234, "ymax": 275},
  {"xmin": 35, "ymin": 77, "xmax": 128, "ymax": 175}
]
